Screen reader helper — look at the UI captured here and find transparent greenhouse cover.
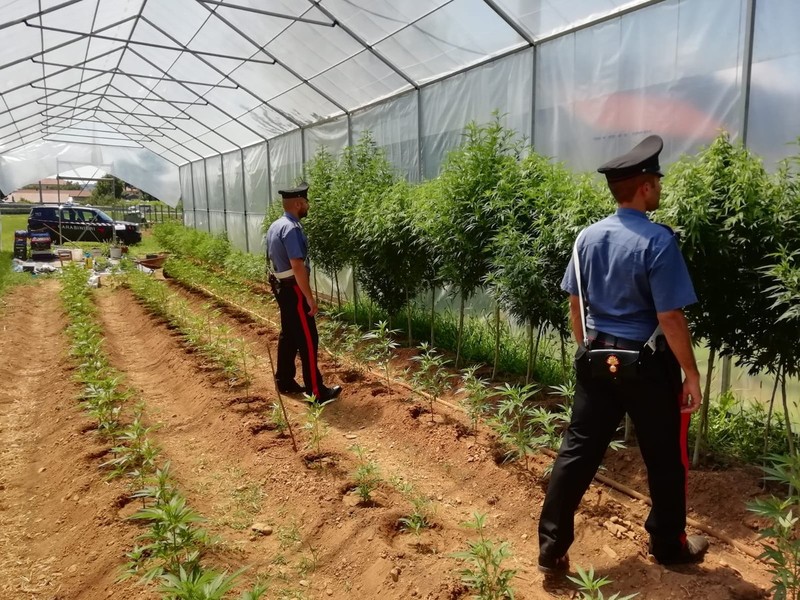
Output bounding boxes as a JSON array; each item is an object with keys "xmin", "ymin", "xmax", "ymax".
[{"xmin": 0, "ymin": 0, "xmax": 654, "ymax": 205}]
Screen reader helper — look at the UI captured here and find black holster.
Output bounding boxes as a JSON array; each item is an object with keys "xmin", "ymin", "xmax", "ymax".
[
  {"xmin": 268, "ymin": 272, "xmax": 280, "ymax": 298},
  {"xmin": 576, "ymin": 346, "xmax": 643, "ymax": 381}
]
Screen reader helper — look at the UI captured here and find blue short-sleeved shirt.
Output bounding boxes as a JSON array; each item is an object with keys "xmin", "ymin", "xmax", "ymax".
[
  {"xmin": 266, "ymin": 213, "xmax": 309, "ymax": 273},
  {"xmin": 561, "ymin": 208, "xmax": 697, "ymax": 341}
]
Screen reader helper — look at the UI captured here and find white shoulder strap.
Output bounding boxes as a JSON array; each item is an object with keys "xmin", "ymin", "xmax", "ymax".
[
  {"xmin": 572, "ymin": 230, "xmax": 589, "ymax": 347},
  {"xmin": 573, "ymin": 228, "xmax": 663, "ymax": 350}
]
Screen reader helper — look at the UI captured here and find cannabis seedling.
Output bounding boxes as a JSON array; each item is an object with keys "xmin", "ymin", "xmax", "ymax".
[
  {"xmin": 362, "ymin": 320, "xmax": 400, "ymax": 391},
  {"xmin": 491, "ymin": 383, "xmax": 541, "ymax": 468},
  {"xmin": 458, "ymin": 366, "xmax": 492, "ymax": 435},
  {"xmin": 567, "ymin": 566, "xmax": 638, "ymax": 600},
  {"xmin": 303, "ymin": 398, "xmax": 334, "ymax": 454},
  {"xmin": 391, "ymin": 477, "xmax": 434, "ymax": 537},
  {"xmin": 411, "ymin": 342, "xmax": 451, "ymax": 422},
  {"xmin": 451, "ymin": 512, "xmax": 516, "ymax": 600},
  {"xmin": 270, "ymin": 401, "xmax": 288, "ymax": 435},
  {"xmin": 350, "ymin": 445, "xmax": 382, "ymax": 503}
]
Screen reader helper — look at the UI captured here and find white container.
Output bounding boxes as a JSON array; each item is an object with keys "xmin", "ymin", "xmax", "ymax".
[{"xmin": 109, "ymin": 246, "xmax": 122, "ymax": 259}]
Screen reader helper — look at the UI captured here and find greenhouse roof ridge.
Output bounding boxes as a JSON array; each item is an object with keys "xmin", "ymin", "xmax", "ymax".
[{"xmin": 0, "ymin": 0, "xmax": 660, "ymax": 201}]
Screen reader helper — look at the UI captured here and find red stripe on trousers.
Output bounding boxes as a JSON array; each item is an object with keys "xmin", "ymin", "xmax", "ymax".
[
  {"xmin": 680, "ymin": 412, "xmax": 690, "ymax": 497},
  {"xmin": 294, "ymin": 285, "xmax": 319, "ymax": 398},
  {"xmin": 679, "ymin": 411, "xmax": 691, "ymax": 546}
]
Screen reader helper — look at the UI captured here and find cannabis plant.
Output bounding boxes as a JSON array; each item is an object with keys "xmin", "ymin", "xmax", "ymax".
[
  {"xmin": 748, "ymin": 453, "xmax": 800, "ymax": 600},
  {"xmin": 411, "ymin": 342, "xmax": 451, "ymax": 421},
  {"xmin": 350, "ymin": 445, "xmax": 382, "ymax": 503},
  {"xmin": 458, "ymin": 366, "xmax": 492, "ymax": 434},
  {"xmin": 303, "ymin": 399, "xmax": 334, "ymax": 454},
  {"xmin": 452, "ymin": 512, "xmax": 516, "ymax": 600},
  {"xmin": 362, "ymin": 320, "xmax": 399, "ymax": 391},
  {"xmin": 567, "ymin": 566, "xmax": 638, "ymax": 600}
]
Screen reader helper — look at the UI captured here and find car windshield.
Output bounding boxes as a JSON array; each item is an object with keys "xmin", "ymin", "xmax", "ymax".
[{"xmin": 93, "ymin": 209, "xmax": 114, "ymax": 223}]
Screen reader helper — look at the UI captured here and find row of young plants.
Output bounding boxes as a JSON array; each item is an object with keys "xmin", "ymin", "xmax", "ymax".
[
  {"xmin": 302, "ymin": 122, "xmax": 800, "ymax": 465},
  {"xmin": 160, "ymin": 243, "xmax": 781, "ymax": 470},
  {"xmin": 60, "ymin": 264, "xmax": 265, "ymax": 599},
  {"xmin": 162, "ymin": 256, "xmax": 276, "ymax": 320},
  {"xmin": 153, "ymin": 212, "xmax": 571, "ymax": 386},
  {"xmin": 125, "ymin": 266, "xmax": 254, "ymax": 389},
  {"xmin": 160, "ymin": 241, "xmax": 800, "ymax": 599}
]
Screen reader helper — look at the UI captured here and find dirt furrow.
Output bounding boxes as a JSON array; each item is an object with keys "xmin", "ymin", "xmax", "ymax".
[
  {"xmin": 90, "ymin": 281, "xmax": 773, "ymax": 600},
  {"xmin": 162, "ymin": 278, "xmax": 775, "ymax": 599},
  {"xmin": 0, "ymin": 280, "xmax": 152, "ymax": 600}
]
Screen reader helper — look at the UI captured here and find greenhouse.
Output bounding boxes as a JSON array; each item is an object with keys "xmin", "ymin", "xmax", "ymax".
[
  {"xmin": 1, "ymin": 2, "xmax": 800, "ymax": 600},
  {"xmin": 0, "ymin": 1, "xmax": 798, "ymax": 250}
]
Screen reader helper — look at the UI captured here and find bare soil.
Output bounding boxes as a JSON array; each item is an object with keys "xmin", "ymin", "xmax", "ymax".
[{"xmin": 0, "ymin": 279, "xmax": 776, "ymax": 599}]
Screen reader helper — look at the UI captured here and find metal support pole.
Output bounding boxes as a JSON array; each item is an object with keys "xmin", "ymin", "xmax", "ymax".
[
  {"xmin": 189, "ymin": 161, "xmax": 197, "ymax": 229},
  {"xmin": 220, "ymin": 155, "xmax": 228, "ymax": 239},
  {"xmin": 203, "ymin": 159, "xmax": 212, "ymax": 233},
  {"xmin": 240, "ymin": 148, "xmax": 250, "ymax": 253}
]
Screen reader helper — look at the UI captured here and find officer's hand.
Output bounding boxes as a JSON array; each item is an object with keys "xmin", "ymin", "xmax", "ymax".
[
  {"xmin": 680, "ymin": 377, "xmax": 702, "ymax": 414},
  {"xmin": 307, "ymin": 298, "xmax": 318, "ymax": 317}
]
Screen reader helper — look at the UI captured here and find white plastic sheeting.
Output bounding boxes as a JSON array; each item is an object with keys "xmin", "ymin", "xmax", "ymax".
[
  {"xmin": 747, "ymin": 0, "xmax": 800, "ymax": 169},
  {"xmin": 3, "ymin": 1, "xmax": 800, "ymax": 240},
  {"xmin": 0, "ymin": 139, "xmax": 181, "ymax": 203},
  {"xmin": 534, "ymin": 0, "xmax": 748, "ymax": 171}
]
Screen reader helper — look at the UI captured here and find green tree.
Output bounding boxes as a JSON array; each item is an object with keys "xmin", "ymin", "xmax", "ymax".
[
  {"xmin": 658, "ymin": 133, "xmax": 784, "ymax": 464},
  {"xmin": 488, "ymin": 153, "xmax": 611, "ymax": 379},
  {"xmin": 91, "ymin": 173, "xmax": 124, "ymax": 203},
  {"xmin": 350, "ymin": 180, "xmax": 430, "ymax": 341},
  {"xmin": 434, "ymin": 115, "xmax": 522, "ymax": 367}
]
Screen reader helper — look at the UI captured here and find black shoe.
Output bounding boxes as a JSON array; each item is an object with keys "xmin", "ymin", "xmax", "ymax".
[
  {"xmin": 317, "ymin": 385, "xmax": 342, "ymax": 402},
  {"xmin": 537, "ymin": 553, "xmax": 569, "ymax": 575},
  {"xmin": 651, "ymin": 535, "xmax": 709, "ymax": 565},
  {"xmin": 277, "ymin": 381, "xmax": 305, "ymax": 394}
]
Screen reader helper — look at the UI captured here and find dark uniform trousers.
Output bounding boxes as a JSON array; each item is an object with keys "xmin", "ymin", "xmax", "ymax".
[
  {"xmin": 275, "ymin": 282, "xmax": 324, "ymax": 398},
  {"xmin": 539, "ymin": 343, "xmax": 689, "ymax": 560}
]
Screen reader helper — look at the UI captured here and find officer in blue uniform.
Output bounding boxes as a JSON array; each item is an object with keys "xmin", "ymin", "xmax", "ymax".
[
  {"xmin": 538, "ymin": 135, "xmax": 708, "ymax": 574},
  {"xmin": 266, "ymin": 183, "xmax": 341, "ymax": 402}
]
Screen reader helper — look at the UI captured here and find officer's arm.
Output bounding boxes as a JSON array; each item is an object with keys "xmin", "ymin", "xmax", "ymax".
[
  {"xmin": 568, "ymin": 295, "xmax": 584, "ymax": 345},
  {"xmin": 289, "ymin": 258, "xmax": 317, "ymax": 316},
  {"xmin": 657, "ymin": 308, "xmax": 702, "ymax": 412}
]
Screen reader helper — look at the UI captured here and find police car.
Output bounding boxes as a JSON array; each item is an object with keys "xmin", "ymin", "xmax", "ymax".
[{"xmin": 27, "ymin": 204, "xmax": 142, "ymax": 245}]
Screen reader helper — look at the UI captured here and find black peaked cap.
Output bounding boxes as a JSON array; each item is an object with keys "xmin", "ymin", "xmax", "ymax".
[
  {"xmin": 278, "ymin": 182, "xmax": 309, "ymax": 199},
  {"xmin": 597, "ymin": 135, "xmax": 664, "ymax": 182}
]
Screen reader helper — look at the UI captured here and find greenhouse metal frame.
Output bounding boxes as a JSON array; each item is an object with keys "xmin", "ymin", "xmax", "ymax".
[{"xmin": 0, "ymin": 0, "xmax": 798, "ymax": 254}]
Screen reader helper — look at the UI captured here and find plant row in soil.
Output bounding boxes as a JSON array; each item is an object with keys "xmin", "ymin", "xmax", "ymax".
[
  {"xmin": 61, "ymin": 265, "xmax": 268, "ymax": 599},
  {"xmin": 139, "ymin": 258, "xmax": 776, "ymax": 599}
]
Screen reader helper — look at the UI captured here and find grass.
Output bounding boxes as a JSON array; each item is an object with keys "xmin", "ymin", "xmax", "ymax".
[{"xmin": 0, "ymin": 213, "xmax": 28, "ymax": 253}]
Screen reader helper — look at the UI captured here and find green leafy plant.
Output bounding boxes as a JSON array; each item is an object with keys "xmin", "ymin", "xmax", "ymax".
[
  {"xmin": 491, "ymin": 383, "xmax": 541, "ymax": 468},
  {"xmin": 350, "ymin": 445, "xmax": 382, "ymax": 503},
  {"xmin": 458, "ymin": 366, "xmax": 492, "ymax": 434},
  {"xmin": 410, "ymin": 342, "xmax": 451, "ymax": 422},
  {"xmin": 392, "ymin": 477, "xmax": 434, "ymax": 538},
  {"xmin": 158, "ymin": 565, "xmax": 267, "ymax": 600},
  {"xmin": 270, "ymin": 401, "xmax": 288, "ymax": 435},
  {"xmin": 362, "ymin": 320, "xmax": 399, "ymax": 391},
  {"xmin": 125, "ymin": 493, "xmax": 210, "ymax": 581},
  {"xmin": 567, "ymin": 566, "xmax": 638, "ymax": 600},
  {"xmin": 434, "ymin": 115, "xmax": 523, "ymax": 368},
  {"xmin": 303, "ymin": 399, "xmax": 334, "ymax": 454},
  {"xmin": 748, "ymin": 453, "xmax": 800, "ymax": 600},
  {"xmin": 452, "ymin": 512, "xmax": 516, "ymax": 600}
]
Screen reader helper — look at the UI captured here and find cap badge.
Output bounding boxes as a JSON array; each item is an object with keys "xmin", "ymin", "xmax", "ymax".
[{"xmin": 606, "ymin": 355, "xmax": 620, "ymax": 374}]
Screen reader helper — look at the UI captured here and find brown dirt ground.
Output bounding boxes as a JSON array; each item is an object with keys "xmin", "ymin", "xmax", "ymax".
[
  {"xmin": 0, "ymin": 280, "xmax": 154, "ymax": 600},
  {"xmin": 0, "ymin": 277, "xmax": 777, "ymax": 599}
]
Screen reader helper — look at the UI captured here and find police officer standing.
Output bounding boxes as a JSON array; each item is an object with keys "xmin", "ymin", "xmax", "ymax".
[
  {"xmin": 266, "ymin": 183, "xmax": 341, "ymax": 402},
  {"xmin": 538, "ymin": 135, "xmax": 708, "ymax": 573}
]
